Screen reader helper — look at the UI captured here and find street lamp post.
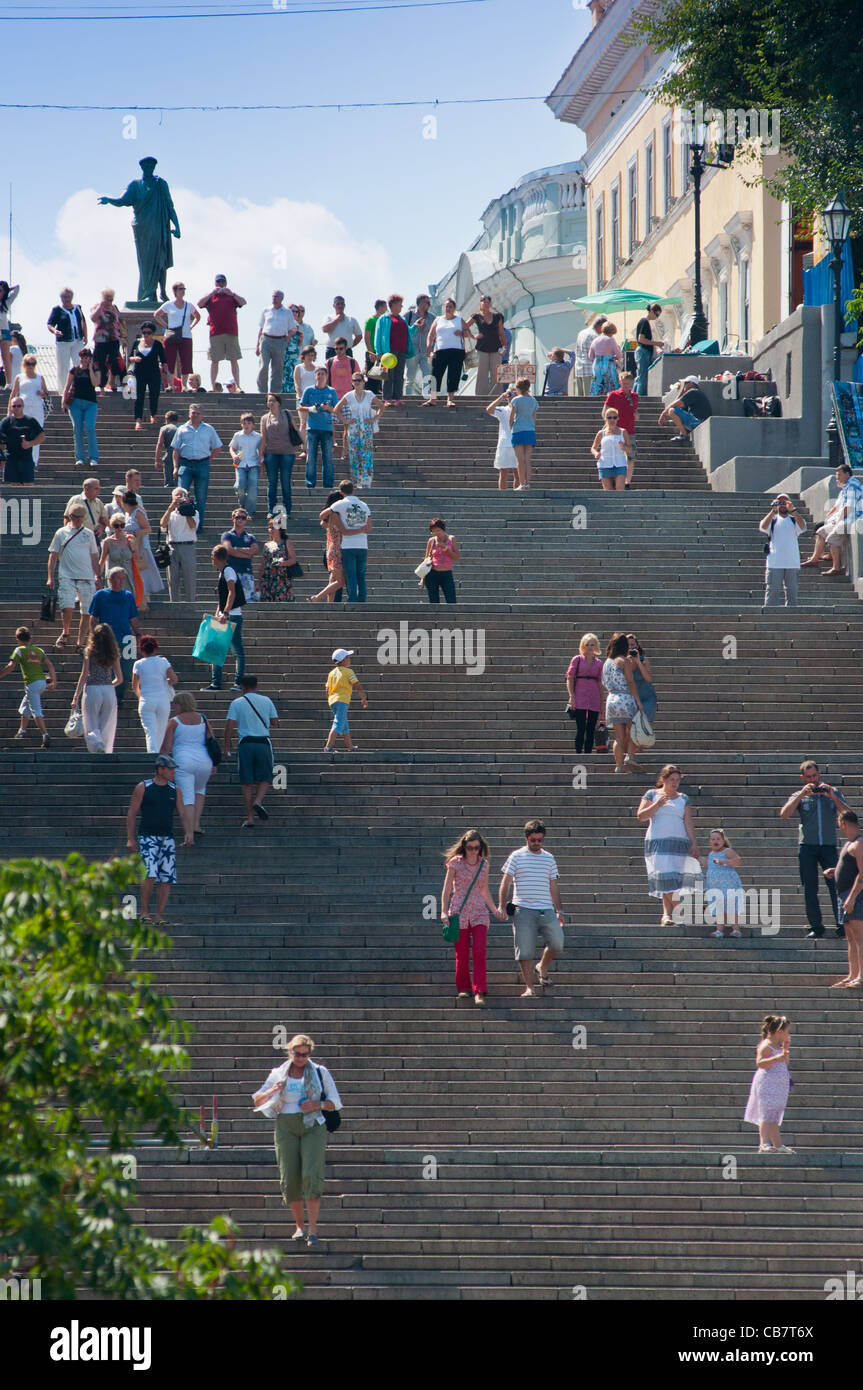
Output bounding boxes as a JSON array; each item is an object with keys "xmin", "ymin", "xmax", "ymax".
[
  {"xmin": 821, "ymin": 191, "xmax": 852, "ymax": 465},
  {"xmin": 687, "ymin": 125, "xmax": 735, "ymax": 348}
]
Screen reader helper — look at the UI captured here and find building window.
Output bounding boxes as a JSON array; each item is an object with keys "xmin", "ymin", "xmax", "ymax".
[
  {"xmin": 740, "ymin": 256, "xmax": 751, "ymax": 348},
  {"xmin": 627, "ymin": 160, "xmax": 638, "ymax": 254},
  {"xmin": 610, "ymin": 182, "xmax": 620, "ymax": 271},
  {"xmin": 718, "ymin": 278, "xmax": 729, "ymax": 350},
  {"xmin": 681, "ymin": 137, "xmax": 691, "ymax": 194},
  {"xmin": 594, "ymin": 200, "xmax": 604, "ymax": 289},
  {"xmin": 662, "ymin": 119, "xmax": 673, "ymax": 212},
  {"xmin": 644, "ymin": 138, "xmax": 654, "ymax": 237}
]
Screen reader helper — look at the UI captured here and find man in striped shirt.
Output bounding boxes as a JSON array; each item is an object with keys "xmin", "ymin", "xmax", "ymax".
[{"xmin": 499, "ymin": 819, "xmax": 565, "ymax": 997}]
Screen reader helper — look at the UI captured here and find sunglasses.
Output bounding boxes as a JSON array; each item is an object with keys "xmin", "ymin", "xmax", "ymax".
[
  {"xmin": 293, "ymin": 1051, "xmax": 310, "ymax": 1060},
  {"xmin": 527, "ymin": 835, "xmax": 545, "ymax": 843}
]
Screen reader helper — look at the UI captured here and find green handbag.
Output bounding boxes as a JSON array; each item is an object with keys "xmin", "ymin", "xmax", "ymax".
[{"xmin": 442, "ymin": 861, "xmax": 485, "ymax": 943}]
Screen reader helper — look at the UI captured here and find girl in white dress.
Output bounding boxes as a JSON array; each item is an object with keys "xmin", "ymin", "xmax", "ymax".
[
  {"xmin": 10, "ymin": 355, "xmax": 48, "ymax": 466},
  {"xmin": 637, "ymin": 763, "xmax": 702, "ymax": 924},
  {"xmin": 486, "ymin": 387, "xmax": 518, "ymax": 490}
]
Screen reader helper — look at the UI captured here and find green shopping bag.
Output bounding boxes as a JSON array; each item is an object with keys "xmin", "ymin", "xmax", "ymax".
[{"xmin": 193, "ymin": 615, "xmax": 235, "ymax": 666}]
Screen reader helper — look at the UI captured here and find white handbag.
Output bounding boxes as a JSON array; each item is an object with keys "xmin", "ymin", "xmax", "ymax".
[
  {"xmin": 631, "ymin": 709, "xmax": 655, "ymax": 748},
  {"xmin": 414, "ymin": 557, "xmax": 433, "ymax": 581},
  {"xmin": 64, "ymin": 704, "xmax": 84, "ymax": 739}
]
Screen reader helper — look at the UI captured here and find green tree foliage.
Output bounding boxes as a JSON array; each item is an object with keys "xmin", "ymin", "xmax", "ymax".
[
  {"xmin": 636, "ymin": 0, "xmax": 863, "ymax": 227},
  {"xmin": 0, "ymin": 855, "xmax": 295, "ymax": 1299}
]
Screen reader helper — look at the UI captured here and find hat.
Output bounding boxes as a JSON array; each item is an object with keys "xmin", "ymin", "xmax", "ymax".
[
  {"xmin": 214, "ymin": 274, "xmax": 227, "ymax": 283},
  {"xmin": 684, "ymin": 374, "xmax": 700, "ymax": 384},
  {"xmin": 155, "ymin": 754, "xmax": 178, "ymax": 769},
  {"xmin": 112, "ymin": 484, "xmax": 125, "ymax": 495},
  {"xmin": 332, "ymin": 648, "xmax": 354, "ymax": 662}
]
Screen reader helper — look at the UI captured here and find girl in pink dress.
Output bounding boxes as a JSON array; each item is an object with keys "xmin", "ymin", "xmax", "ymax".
[{"xmin": 743, "ymin": 1015, "xmax": 794, "ymax": 1153}]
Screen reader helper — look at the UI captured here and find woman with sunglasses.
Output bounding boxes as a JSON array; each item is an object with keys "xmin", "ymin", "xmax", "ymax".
[
  {"xmin": 128, "ymin": 322, "xmax": 167, "ymax": 430},
  {"xmin": 61, "ymin": 346, "xmax": 100, "ymax": 466},
  {"xmin": 253, "ymin": 1033, "xmax": 343, "ymax": 1249},
  {"xmin": 97, "ymin": 513, "xmax": 137, "ymax": 590},
  {"xmin": 441, "ymin": 830, "xmax": 507, "ymax": 1006},
  {"xmin": 333, "ymin": 370, "xmax": 382, "ymax": 489}
]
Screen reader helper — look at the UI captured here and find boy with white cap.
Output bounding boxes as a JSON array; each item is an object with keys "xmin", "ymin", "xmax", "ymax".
[{"xmin": 324, "ymin": 647, "xmax": 368, "ymax": 752}]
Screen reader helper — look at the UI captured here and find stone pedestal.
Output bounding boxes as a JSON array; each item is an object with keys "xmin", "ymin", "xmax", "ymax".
[{"xmin": 120, "ymin": 307, "xmax": 165, "ymax": 355}]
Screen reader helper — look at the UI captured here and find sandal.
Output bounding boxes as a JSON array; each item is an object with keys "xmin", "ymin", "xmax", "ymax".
[
  {"xmin": 710, "ymin": 929, "xmax": 724, "ymax": 938},
  {"xmin": 54, "ymin": 634, "xmax": 68, "ymax": 648}
]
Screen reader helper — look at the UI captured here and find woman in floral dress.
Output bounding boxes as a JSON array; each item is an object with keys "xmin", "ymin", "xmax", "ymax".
[
  {"xmin": 256, "ymin": 513, "xmax": 298, "ymax": 601},
  {"xmin": 333, "ymin": 371, "xmax": 382, "ymax": 489},
  {"xmin": 308, "ymin": 490, "xmax": 348, "ymax": 603}
]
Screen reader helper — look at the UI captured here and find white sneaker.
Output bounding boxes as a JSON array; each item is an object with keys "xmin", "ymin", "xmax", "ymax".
[
  {"xmin": 520, "ymin": 987, "xmax": 535, "ymax": 998},
  {"xmin": 758, "ymin": 1143, "xmax": 774, "ymax": 1153}
]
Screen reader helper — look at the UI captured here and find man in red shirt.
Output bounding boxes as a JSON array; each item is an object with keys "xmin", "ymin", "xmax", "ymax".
[
  {"xmin": 197, "ymin": 274, "xmax": 247, "ymax": 391},
  {"xmin": 604, "ymin": 370, "xmax": 639, "ymax": 489}
]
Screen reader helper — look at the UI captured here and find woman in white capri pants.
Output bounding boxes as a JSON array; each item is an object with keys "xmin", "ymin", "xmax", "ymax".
[
  {"xmin": 72, "ymin": 624, "xmax": 122, "ymax": 754},
  {"xmin": 132, "ymin": 635, "xmax": 178, "ymax": 752},
  {"xmin": 160, "ymin": 690, "xmax": 214, "ymax": 838}
]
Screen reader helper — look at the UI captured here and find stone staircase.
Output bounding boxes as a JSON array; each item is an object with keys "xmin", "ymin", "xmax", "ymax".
[{"xmin": 2, "ymin": 392, "xmax": 862, "ymax": 1299}]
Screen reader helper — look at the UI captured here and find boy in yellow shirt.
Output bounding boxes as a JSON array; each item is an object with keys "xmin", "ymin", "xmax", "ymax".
[{"xmin": 324, "ymin": 646, "xmax": 367, "ymax": 752}]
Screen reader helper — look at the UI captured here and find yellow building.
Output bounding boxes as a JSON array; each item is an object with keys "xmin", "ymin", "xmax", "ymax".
[{"xmin": 546, "ymin": 0, "xmax": 810, "ymax": 351}]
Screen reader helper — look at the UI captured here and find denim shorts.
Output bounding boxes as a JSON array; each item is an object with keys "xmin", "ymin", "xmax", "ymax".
[
  {"xmin": 512, "ymin": 906, "xmax": 564, "ymax": 961},
  {"xmin": 598, "ymin": 464, "xmax": 627, "ymax": 478},
  {"xmin": 838, "ymin": 893, "xmax": 863, "ymax": 926},
  {"xmin": 672, "ymin": 406, "xmax": 702, "ymax": 431},
  {"xmin": 511, "ymin": 430, "xmax": 536, "ymax": 448},
  {"xmin": 330, "ymin": 700, "xmax": 350, "ymax": 734},
  {"xmin": 0, "ymin": 329, "xmax": 11, "ymax": 342}
]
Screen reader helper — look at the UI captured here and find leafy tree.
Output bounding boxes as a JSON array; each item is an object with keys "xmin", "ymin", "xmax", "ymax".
[
  {"xmin": 0, "ymin": 854, "xmax": 296, "ymax": 1299},
  {"xmin": 635, "ymin": 0, "xmax": 863, "ymax": 229}
]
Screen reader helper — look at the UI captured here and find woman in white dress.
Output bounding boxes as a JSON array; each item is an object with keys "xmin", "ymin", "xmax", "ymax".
[
  {"xmin": 120, "ymin": 490, "xmax": 164, "ymax": 609},
  {"xmin": 637, "ymin": 763, "xmax": 702, "ymax": 925},
  {"xmin": 10, "ymin": 354, "xmax": 48, "ymax": 466},
  {"xmin": 132, "ymin": 635, "xmax": 178, "ymax": 753},
  {"xmin": 160, "ymin": 691, "xmax": 214, "ymax": 839},
  {"xmin": 486, "ymin": 387, "xmax": 518, "ymax": 490}
]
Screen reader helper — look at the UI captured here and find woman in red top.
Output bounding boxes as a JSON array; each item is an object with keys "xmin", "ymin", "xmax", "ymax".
[
  {"xmin": 423, "ymin": 517, "xmax": 460, "ymax": 604},
  {"xmin": 441, "ymin": 829, "xmax": 507, "ymax": 1006}
]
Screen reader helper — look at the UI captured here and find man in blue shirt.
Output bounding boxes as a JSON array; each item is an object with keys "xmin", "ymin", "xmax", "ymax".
[
  {"xmin": 88, "ymin": 567, "xmax": 141, "ymax": 706},
  {"xmin": 300, "ymin": 366, "xmax": 337, "ymax": 491},
  {"xmin": 224, "ymin": 674, "xmax": 280, "ymax": 827},
  {"xmin": 171, "ymin": 404, "xmax": 223, "ymax": 534},
  {"xmin": 780, "ymin": 759, "xmax": 851, "ymax": 938}
]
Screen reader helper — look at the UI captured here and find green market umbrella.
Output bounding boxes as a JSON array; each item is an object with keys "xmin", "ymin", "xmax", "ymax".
[{"xmin": 569, "ymin": 289, "xmax": 683, "ymax": 346}]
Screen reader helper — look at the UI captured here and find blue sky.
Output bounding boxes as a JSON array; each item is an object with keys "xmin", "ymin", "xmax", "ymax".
[{"xmin": 2, "ymin": 0, "xmax": 589, "ymax": 348}]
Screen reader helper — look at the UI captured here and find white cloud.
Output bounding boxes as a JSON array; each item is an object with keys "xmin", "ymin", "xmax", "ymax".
[{"xmin": 11, "ymin": 187, "xmax": 394, "ymax": 381}]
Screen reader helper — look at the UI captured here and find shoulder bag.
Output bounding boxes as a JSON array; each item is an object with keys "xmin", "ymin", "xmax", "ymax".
[
  {"xmin": 204, "ymin": 718, "xmax": 222, "ymax": 766},
  {"xmin": 442, "ymin": 860, "xmax": 486, "ymax": 943},
  {"xmin": 316, "ymin": 1066, "xmax": 342, "ymax": 1132}
]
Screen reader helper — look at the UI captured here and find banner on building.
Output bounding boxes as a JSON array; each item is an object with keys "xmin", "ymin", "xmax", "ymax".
[{"xmin": 833, "ymin": 382, "xmax": 863, "ymax": 471}]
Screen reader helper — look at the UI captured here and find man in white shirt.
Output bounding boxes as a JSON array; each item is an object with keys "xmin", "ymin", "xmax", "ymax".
[
  {"xmin": 46, "ymin": 504, "xmax": 100, "ymax": 648},
  {"xmin": 224, "ymin": 674, "xmax": 280, "ymax": 827},
  {"xmin": 759, "ymin": 494, "xmax": 807, "ymax": 609},
  {"xmin": 322, "ymin": 480, "xmax": 371, "ymax": 602},
  {"xmin": 574, "ymin": 315, "xmax": 606, "ymax": 396},
  {"xmin": 255, "ymin": 291, "xmax": 298, "ymax": 394},
  {"xmin": 321, "ymin": 295, "xmax": 363, "ymax": 359},
  {"xmin": 498, "ymin": 819, "xmax": 565, "ymax": 997}
]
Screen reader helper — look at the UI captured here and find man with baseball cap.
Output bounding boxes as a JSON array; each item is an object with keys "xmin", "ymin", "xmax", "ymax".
[
  {"xmin": 324, "ymin": 647, "xmax": 368, "ymax": 752},
  {"xmin": 658, "ymin": 374, "xmax": 713, "ymax": 442},
  {"xmin": 197, "ymin": 274, "xmax": 247, "ymax": 391},
  {"xmin": 126, "ymin": 754, "xmax": 191, "ymax": 924}
]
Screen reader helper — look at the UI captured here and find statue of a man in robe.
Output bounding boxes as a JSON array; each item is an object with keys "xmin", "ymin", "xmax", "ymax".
[{"xmin": 98, "ymin": 157, "xmax": 181, "ymax": 307}]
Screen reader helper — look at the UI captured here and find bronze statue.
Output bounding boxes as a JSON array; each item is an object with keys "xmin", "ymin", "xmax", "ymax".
[{"xmin": 98, "ymin": 157, "xmax": 180, "ymax": 307}]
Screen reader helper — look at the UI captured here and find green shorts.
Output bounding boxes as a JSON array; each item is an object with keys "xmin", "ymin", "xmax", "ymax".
[{"xmin": 274, "ymin": 1112, "xmax": 329, "ymax": 1202}]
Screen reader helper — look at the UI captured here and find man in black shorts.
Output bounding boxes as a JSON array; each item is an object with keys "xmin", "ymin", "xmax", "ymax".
[{"xmin": 224, "ymin": 674, "xmax": 280, "ymax": 828}]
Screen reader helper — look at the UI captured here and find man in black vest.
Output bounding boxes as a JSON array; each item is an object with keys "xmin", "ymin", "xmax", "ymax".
[
  {"xmin": 125, "ymin": 754, "xmax": 191, "ymax": 924},
  {"xmin": 201, "ymin": 544, "xmax": 246, "ymax": 692}
]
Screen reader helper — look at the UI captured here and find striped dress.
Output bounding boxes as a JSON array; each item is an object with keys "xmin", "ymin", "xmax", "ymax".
[{"xmin": 642, "ymin": 790, "xmax": 702, "ymax": 898}]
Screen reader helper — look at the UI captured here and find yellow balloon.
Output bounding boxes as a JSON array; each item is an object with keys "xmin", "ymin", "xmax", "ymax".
[{"xmin": 380, "ymin": 352, "xmax": 398, "ymax": 370}]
